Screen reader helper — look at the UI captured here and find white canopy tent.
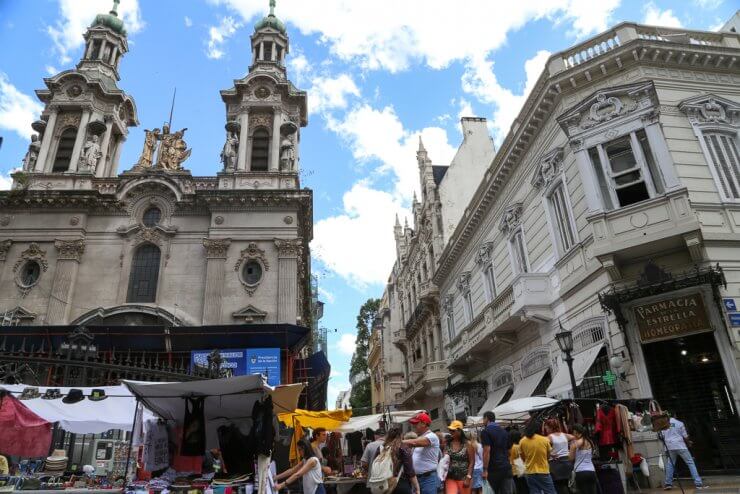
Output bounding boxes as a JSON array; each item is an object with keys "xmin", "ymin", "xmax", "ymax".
[
  {"xmin": 493, "ymin": 396, "xmax": 558, "ymax": 421},
  {"xmin": 474, "ymin": 385, "xmax": 511, "ymax": 416},
  {"xmin": 330, "ymin": 410, "xmax": 423, "ymax": 433}
]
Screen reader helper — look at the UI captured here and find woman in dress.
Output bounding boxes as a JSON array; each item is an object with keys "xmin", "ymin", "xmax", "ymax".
[
  {"xmin": 275, "ymin": 439, "xmax": 326, "ymax": 494},
  {"xmin": 444, "ymin": 421, "xmax": 476, "ymax": 494},
  {"xmin": 568, "ymin": 425, "xmax": 598, "ymax": 494}
]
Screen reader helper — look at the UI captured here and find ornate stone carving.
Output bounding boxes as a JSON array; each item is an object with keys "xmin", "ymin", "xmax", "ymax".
[
  {"xmin": 79, "ymin": 134, "xmax": 102, "ymax": 173},
  {"xmin": 279, "ymin": 135, "xmax": 296, "ymax": 171},
  {"xmin": 135, "ymin": 128, "xmax": 160, "ymax": 168},
  {"xmin": 457, "ymin": 271, "xmax": 471, "ymax": 294},
  {"xmin": 203, "ymin": 238, "xmax": 231, "ymax": 259},
  {"xmin": 499, "ymin": 202, "xmax": 523, "ymax": 235},
  {"xmin": 531, "ymin": 147, "xmax": 564, "ymax": 190},
  {"xmin": 255, "ymin": 86, "xmax": 271, "ymax": 99},
  {"xmin": 475, "ymin": 241, "xmax": 494, "ymax": 265},
  {"xmin": 13, "ymin": 243, "xmax": 49, "ymax": 273},
  {"xmin": 70, "ymin": 216, "xmax": 80, "ymax": 226},
  {"xmin": 155, "ymin": 125, "xmax": 191, "ymax": 170},
  {"xmin": 232, "ymin": 304, "xmax": 268, "ymax": 323},
  {"xmin": 249, "ymin": 113, "xmax": 272, "ymax": 130},
  {"xmin": 0, "ymin": 239, "xmax": 11, "ymax": 261},
  {"xmin": 234, "ymin": 242, "xmax": 270, "ymax": 295},
  {"xmin": 57, "ymin": 113, "xmax": 81, "ymax": 131},
  {"xmin": 678, "ymin": 94, "xmax": 740, "ymax": 126},
  {"xmin": 442, "ymin": 294, "xmax": 454, "ymax": 315},
  {"xmin": 22, "ymin": 134, "xmax": 41, "ymax": 171},
  {"xmin": 220, "ymin": 131, "xmax": 238, "ymax": 171},
  {"xmin": 283, "ymin": 215, "xmax": 293, "ymax": 224},
  {"xmin": 66, "ymin": 84, "xmax": 83, "ymax": 98},
  {"xmin": 0, "ymin": 216, "xmax": 10, "ymax": 226},
  {"xmin": 214, "ymin": 216, "xmax": 224, "ymax": 225},
  {"xmin": 135, "ymin": 227, "xmax": 164, "ymax": 246},
  {"xmin": 54, "ymin": 239, "xmax": 86, "ymax": 262},
  {"xmin": 274, "ymin": 238, "xmax": 302, "ymax": 257}
]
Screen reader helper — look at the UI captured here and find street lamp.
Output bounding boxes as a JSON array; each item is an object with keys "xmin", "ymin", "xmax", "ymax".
[{"xmin": 555, "ymin": 325, "xmax": 579, "ymax": 399}]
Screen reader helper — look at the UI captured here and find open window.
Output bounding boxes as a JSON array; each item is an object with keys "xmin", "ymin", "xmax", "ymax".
[
  {"xmin": 52, "ymin": 127, "xmax": 77, "ymax": 172},
  {"xmin": 251, "ymin": 128, "xmax": 269, "ymax": 171}
]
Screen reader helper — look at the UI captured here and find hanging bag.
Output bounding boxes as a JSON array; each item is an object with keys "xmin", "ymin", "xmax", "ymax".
[{"xmin": 649, "ymin": 400, "xmax": 669, "ymax": 432}]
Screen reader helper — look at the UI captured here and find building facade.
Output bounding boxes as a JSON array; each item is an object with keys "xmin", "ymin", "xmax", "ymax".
[
  {"xmin": 435, "ymin": 22, "xmax": 740, "ymax": 472},
  {"xmin": 372, "ymin": 118, "xmax": 494, "ymax": 428},
  {"xmin": 0, "ymin": 2, "xmax": 323, "ymax": 398}
]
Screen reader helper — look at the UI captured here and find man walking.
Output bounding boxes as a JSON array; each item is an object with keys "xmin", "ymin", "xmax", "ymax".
[
  {"xmin": 481, "ymin": 411, "xmax": 513, "ymax": 494},
  {"xmin": 361, "ymin": 429, "xmax": 386, "ymax": 478},
  {"xmin": 403, "ymin": 412, "xmax": 441, "ymax": 494},
  {"xmin": 662, "ymin": 415, "xmax": 705, "ymax": 490}
]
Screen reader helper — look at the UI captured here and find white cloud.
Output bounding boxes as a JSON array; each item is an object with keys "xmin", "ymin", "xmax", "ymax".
[
  {"xmin": 47, "ymin": 0, "xmax": 144, "ymax": 64},
  {"xmin": 0, "ymin": 171, "xmax": 15, "ymax": 191},
  {"xmin": 694, "ymin": 0, "xmax": 722, "ymax": 8},
  {"xmin": 308, "ymin": 74, "xmax": 361, "ymax": 115},
  {"xmin": 45, "ymin": 66, "xmax": 58, "ymax": 76},
  {"xmin": 207, "ymin": 16, "xmax": 242, "ymax": 59},
  {"xmin": 184, "ymin": 16, "xmax": 193, "ymax": 27},
  {"xmin": 334, "ymin": 333, "xmax": 358, "ymax": 355},
  {"xmin": 288, "ymin": 52, "xmax": 310, "ymax": 85},
  {"xmin": 643, "ymin": 3, "xmax": 683, "ymax": 28},
  {"xmin": 318, "ymin": 287, "xmax": 336, "ymax": 304},
  {"xmin": 457, "ymin": 98, "xmax": 474, "ymax": 121},
  {"xmin": 0, "ymin": 73, "xmax": 44, "ymax": 140},
  {"xmin": 330, "ymin": 369, "xmax": 343, "ymax": 378},
  {"xmin": 462, "ymin": 49, "xmax": 551, "ymax": 141}
]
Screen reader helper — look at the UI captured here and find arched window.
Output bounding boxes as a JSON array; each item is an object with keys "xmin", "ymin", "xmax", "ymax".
[
  {"xmin": 251, "ymin": 128, "xmax": 269, "ymax": 171},
  {"xmin": 127, "ymin": 244, "xmax": 161, "ymax": 303},
  {"xmin": 53, "ymin": 128, "xmax": 77, "ymax": 172}
]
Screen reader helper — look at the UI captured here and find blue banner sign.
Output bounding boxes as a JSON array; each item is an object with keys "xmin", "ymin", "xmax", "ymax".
[
  {"xmin": 729, "ymin": 313, "xmax": 740, "ymax": 328},
  {"xmin": 191, "ymin": 349, "xmax": 248, "ymax": 376},
  {"xmin": 723, "ymin": 298, "xmax": 737, "ymax": 312},
  {"xmin": 191, "ymin": 348, "xmax": 281, "ymax": 384}
]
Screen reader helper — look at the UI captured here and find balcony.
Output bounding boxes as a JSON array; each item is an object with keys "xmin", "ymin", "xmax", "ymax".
[
  {"xmin": 368, "ymin": 330, "xmax": 382, "ymax": 366},
  {"xmin": 423, "ymin": 360, "xmax": 448, "ymax": 397},
  {"xmin": 418, "ymin": 281, "xmax": 439, "ymax": 302},
  {"xmin": 509, "ymin": 273, "xmax": 556, "ymax": 322},
  {"xmin": 396, "ymin": 360, "xmax": 448, "ymax": 405},
  {"xmin": 391, "ymin": 329, "xmax": 407, "ymax": 351},
  {"xmin": 588, "ymin": 188, "xmax": 702, "ymax": 277}
]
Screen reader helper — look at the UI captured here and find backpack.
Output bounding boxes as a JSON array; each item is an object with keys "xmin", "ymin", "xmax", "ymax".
[{"xmin": 367, "ymin": 446, "xmax": 400, "ymax": 494}]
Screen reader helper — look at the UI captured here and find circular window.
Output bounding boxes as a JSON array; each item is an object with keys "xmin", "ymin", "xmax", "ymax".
[
  {"xmin": 242, "ymin": 261, "xmax": 263, "ymax": 286},
  {"xmin": 19, "ymin": 260, "xmax": 41, "ymax": 287},
  {"xmin": 142, "ymin": 207, "xmax": 162, "ymax": 227}
]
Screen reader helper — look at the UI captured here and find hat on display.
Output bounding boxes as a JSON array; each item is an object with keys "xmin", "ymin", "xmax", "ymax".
[
  {"xmin": 448, "ymin": 420, "xmax": 464, "ymax": 431},
  {"xmin": 19, "ymin": 387, "xmax": 41, "ymax": 400},
  {"xmin": 409, "ymin": 412, "xmax": 432, "ymax": 425},
  {"xmin": 42, "ymin": 388, "xmax": 62, "ymax": 400},
  {"xmin": 62, "ymin": 388, "xmax": 85, "ymax": 404},
  {"xmin": 44, "ymin": 449, "xmax": 69, "ymax": 473},
  {"xmin": 89, "ymin": 389, "xmax": 107, "ymax": 401}
]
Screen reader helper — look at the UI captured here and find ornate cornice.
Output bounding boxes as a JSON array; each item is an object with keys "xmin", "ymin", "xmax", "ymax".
[
  {"xmin": 0, "ymin": 239, "xmax": 11, "ymax": 261},
  {"xmin": 274, "ymin": 238, "xmax": 302, "ymax": 258},
  {"xmin": 531, "ymin": 147, "xmax": 564, "ymax": 190},
  {"xmin": 135, "ymin": 227, "xmax": 164, "ymax": 247},
  {"xmin": 203, "ymin": 238, "xmax": 231, "ymax": 259},
  {"xmin": 54, "ymin": 238, "xmax": 85, "ymax": 262},
  {"xmin": 678, "ymin": 94, "xmax": 740, "ymax": 126}
]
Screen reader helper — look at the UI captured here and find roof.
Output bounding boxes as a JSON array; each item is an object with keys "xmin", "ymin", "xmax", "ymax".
[{"xmin": 432, "ymin": 165, "xmax": 448, "ymax": 185}]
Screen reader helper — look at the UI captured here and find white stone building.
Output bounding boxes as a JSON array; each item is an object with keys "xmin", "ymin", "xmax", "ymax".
[
  {"xmin": 435, "ymin": 22, "xmax": 740, "ymax": 472},
  {"xmin": 0, "ymin": 2, "xmax": 320, "ymax": 393}
]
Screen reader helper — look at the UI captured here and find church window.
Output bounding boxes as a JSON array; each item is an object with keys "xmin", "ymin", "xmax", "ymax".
[
  {"xmin": 19, "ymin": 261, "xmax": 41, "ymax": 288},
  {"xmin": 251, "ymin": 128, "xmax": 269, "ymax": 171},
  {"xmin": 52, "ymin": 127, "xmax": 77, "ymax": 172},
  {"xmin": 127, "ymin": 244, "xmax": 161, "ymax": 303},
  {"xmin": 142, "ymin": 207, "xmax": 162, "ymax": 227},
  {"xmin": 242, "ymin": 260, "xmax": 263, "ymax": 286}
]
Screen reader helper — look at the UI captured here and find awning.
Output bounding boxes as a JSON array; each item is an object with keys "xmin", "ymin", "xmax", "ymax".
[
  {"xmin": 476, "ymin": 386, "xmax": 511, "ymax": 415},
  {"xmin": 547, "ymin": 344, "xmax": 604, "ymax": 397},
  {"xmin": 493, "ymin": 396, "xmax": 558, "ymax": 421},
  {"xmin": 509, "ymin": 368, "xmax": 549, "ymax": 401},
  {"xmin": 331, "ymin": 410, "xmax": 423, "ymax": 433}
]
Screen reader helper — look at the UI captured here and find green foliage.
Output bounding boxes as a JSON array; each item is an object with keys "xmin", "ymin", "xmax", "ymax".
[
  {"xmin": 349, "ymin": 377, "xmax": 371, "ymax": 415},
  {"xmin": 348, "ymin": 298, "xmax": 379, "ymax": 415}
]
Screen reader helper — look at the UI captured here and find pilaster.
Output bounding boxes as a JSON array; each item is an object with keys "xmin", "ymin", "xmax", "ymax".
[
  {"xmin": 68, "ymin": 109, "xmax": 92, "ymax": 173},
  {"xmin": 274, "ymin": 238, "xmax": 302, "ymax": 324},
  {"xmin": 0, "ymin": 240, "xmax": 11, "ymax": 285},
  {"xmin": 36, "ymin": 109, "xmax": 58, "ymax": 172},
  {"xmin": 46, "ymin": 239, "xmax": 85, "ymax": 324},
  {"xmin": 237, "ymin": 111, "xmax": 250, "ymax": 171},
  {"xmin": 202, "ymin": 238, "xmax": 231, "ymax": 325},
  {"xmin": 96, "ymin": 117, "xmax": 114, "ymax": 178},
  {"xmin": 270, "ymin": 107, "xmax": 282, "ymax": 171}
]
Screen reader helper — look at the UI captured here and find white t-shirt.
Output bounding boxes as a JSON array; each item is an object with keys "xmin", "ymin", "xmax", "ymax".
[
  {"xmin": 662, "ymin": 418, "xmax": 689, "ymax": 451},
  {"xmin": 302, "ymin": 457, "xmax": 324, "ymax": 494},
  {"xmin": 412, "ymin": 430, "xmax": 440, "ymax": 475},
  {"xmin": 474, "ymin": 443, "xmax": 483, "ymax": 470}
]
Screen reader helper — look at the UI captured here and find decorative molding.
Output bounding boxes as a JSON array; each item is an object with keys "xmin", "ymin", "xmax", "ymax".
[
  {"xmin": 442, "ymin": 294, "xmax": 454, "ymax": 315},
  {"xmin": 274, "ymin": 238, "xmax": 302, "ymax": 258},
  {"xmin": 234, "ymin": 242, "xmax": 270, "ymax": 295},
  {"xmin": 0, "ymin": 306, "xmax": 37, "ymax": 324},
  {"xmin": 531, "ymin": 146, "xmax": 564, "ymax": 190},
  {"xmin": 13, "ymin": 243, "xmax": 49, "ymax": 273},
  {"xmin": 249, "ymin": 112, "xmax": 272, "ymax": 131},
  {"xmin": 457, "ymin": 271, "xmax": 471, "ymax": 294},
  {"xmin": 683, "ymin": 232, "xmax": 704, "ymax": 263},
  {"xmin": 678, "ymin": 94, "xmax": 740, "ymax": 126},
  {"xmin": 0, "ymin": 239, "xmax": 11, "ymax": 261},
  {"xmin": 202, "ymin": 237, "xmax": 231, "ymax": 259},
  {"xmin": 232, "ymin": 304, "xmax": 268, "ymax": 323},
  {"xmin": 498, "ymin": 202, "xmax": 523, "ymax": 235},
  {"xmin": 54, "ymin": 238, "xmax": 85, "ymax": 262},
  {"xmin": 599, "ymin": 254, "xmax": 621, "ymax": 280},
  {"xmin": 475, "ymin": 241, "xmax": 494, "ymax": 265},
  {"xmin": 135, "ymin": 227, "xmax": 164, "ymax": 247}
]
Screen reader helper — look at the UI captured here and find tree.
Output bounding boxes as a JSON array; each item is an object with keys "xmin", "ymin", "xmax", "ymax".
[{"xmin": 349, "ymin": 298, "xmax": 379, "ymax": 415}]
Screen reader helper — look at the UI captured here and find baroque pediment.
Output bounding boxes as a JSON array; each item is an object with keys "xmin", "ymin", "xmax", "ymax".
[
  {"xmin": 231, "ymin": 304, "xmax": 268, "ymax": 323},
  {"xmin": 678, "ymin": 94, "xmax": 740, "ymax": 126},
  {"xmin": 557, "ymin": 81, "xmax": 657, "ymax": 137}
]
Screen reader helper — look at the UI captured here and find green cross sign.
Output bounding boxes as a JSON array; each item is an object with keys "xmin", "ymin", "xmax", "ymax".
[{"xmin": 602, "ymin": 370, "xmax": 617, "ymax": 387}]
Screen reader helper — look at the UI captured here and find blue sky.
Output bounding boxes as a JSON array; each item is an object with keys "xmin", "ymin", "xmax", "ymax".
[{"xmin": 0, "ymin": 0, "xmax": 736, "ymax": 408}]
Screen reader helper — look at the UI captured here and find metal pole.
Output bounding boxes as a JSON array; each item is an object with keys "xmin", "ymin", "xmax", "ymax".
[
  {"xmin": 565, "ymin": 352, "xmax": 579, "ymax": 399},
  {"xmin": 122, "ymin": 400, "xmax": 139, "ymax": 483}
]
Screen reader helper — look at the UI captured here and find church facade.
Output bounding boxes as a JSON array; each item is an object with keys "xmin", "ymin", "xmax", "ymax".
[{"xmin": 0, "ymin": 2, "xmax": 322, "ymax": 395}]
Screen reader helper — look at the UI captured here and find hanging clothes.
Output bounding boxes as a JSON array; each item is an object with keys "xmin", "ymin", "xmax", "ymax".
[
  {"xmin": 326, "ymin": 432, "xmax": 344, "ymax": 472},
  {"xmin": 594, "ymin": 404, "xmax": 619, "ymax": 446},
  {"xmin": 142, "ymin": 419, "xmax": 169, "ymax": 472},
  {"xmin": 0, "ymin": 392, "xmax": 52, "ymax": 458},
  {"xmin": 171, "ymin": 425, "xmax": 203, "ymax": 474},
  {"xmin": 182, "ymin": 397, "xmax": 206, "ymax": 456},
  {"xmin": 615, "ymin": 404, "xmax": 634, "ymax": 463},
  {"xmin": 218, "ymin": 423, "xmax": 255, "ymax": 476},
  {"xmin": 346, "ymin": 431, "xmax": 363, "ymax": 457},
  {"xmin": 251, "ymin": 395, "xmax": 275, "ymax": 456}
]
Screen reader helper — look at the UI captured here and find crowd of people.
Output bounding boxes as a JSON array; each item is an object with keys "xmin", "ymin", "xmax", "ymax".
[{"xmin": 270, "ymin": 410, "xmax": 705, "ymax": 494}]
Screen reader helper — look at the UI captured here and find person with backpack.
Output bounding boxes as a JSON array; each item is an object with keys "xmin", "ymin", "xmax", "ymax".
[
  {"xmin": 362, "ymin": 429, "xmax": 387, "ymax": 478},
  {"xmin": 368, "ymin": 427, "xmax": 419, "ymax": 494}
]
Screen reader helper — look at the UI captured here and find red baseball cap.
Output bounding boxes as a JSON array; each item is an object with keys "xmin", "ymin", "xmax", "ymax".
[{"xmin": 409, "ymin": 412, "xmax": 432, "ymax": 425}]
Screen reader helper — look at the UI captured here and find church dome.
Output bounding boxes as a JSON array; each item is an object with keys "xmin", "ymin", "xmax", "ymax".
[
  {"xmin": 254, "ymin": 13, "xmax": 286, "ymax": 34},
  {"xmin": 91, "ymin": 1, "xmax": 126, "ymax": 36}
]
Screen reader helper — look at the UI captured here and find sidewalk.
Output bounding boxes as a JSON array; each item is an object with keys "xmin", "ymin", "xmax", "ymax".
[{"xmin": 636, "ymin": 475, "xmax": 740, "ymax": 493}]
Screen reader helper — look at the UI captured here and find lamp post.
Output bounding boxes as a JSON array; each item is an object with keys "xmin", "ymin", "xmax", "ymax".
[{"xmin": 555, "ymin": 326, "xmax": 579, "ymax": 399}]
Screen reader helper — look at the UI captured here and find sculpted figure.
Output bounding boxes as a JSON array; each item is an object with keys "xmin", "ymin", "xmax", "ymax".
[
  {"xmin": 137, "ymin": 128, "xmax": 160, "ymax": 168},
  {"xmin": 80, "ymin": 135, "xmax": 102, "ymax": 173},
  {"xmin": 22, "ymin": 134, "xmax": 41, "ymax": 171},
  {"xmin": 279, "ymin": 136, "xmax": 295, "ymax": 171},
  {"xmin": 157, "ymin": 127, "xmax": 191, "ymax": 170},
  {"xmin": 221, "ymin": 132, "xmax": 238, "ymax": 171}
]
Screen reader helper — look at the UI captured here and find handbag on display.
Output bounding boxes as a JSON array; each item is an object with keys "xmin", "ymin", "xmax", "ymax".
[{"xmin": 649, "ymin": 400, "xmax": 670, "ymax": 432}]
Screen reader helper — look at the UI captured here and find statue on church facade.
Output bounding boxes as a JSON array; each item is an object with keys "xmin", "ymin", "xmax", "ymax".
[
  {"xmin": 80, "ymin": 135, "xmax": 102, "ymax": 173},
  {"xmin": 136, "ymin": 128, "xmax": 160, "ymax": 168},
  {"xmin": 156, "ymin": 125, "xmax": 191, "ymax": 170},
  {"xmin": 22, "ymin": 134, "xmax": 41, "ymax": 171},
  {"xmin": 221, "ymin": 131, "xmax": 238, "ymax": 171},
  {"xmin": 279, "ymin": 136, "xmax": 295, "ymax": 171}
]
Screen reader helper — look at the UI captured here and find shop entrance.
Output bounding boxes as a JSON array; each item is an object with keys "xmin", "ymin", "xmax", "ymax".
[{"xmin": 642, "ymin": 331, "xmax": 740, "ymax": 473}]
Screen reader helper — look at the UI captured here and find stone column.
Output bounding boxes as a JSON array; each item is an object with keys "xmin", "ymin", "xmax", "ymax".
[
  {"xmin": 96, "ymin": 118, "xmax": 114, "ymax": 177},
  {"xmin": 108, "ymin": 136, "xmax": 125, "ymax": 176},
  {"xmin": 237, "ymin": 111, "xmax": 250, "ymax": 171},
  {"xmin": 274, "ymin": 238, "xmax": 302, "ymax": 324},
  {"xmin": 421, "ymin": 332, "xmax": 428, "ymax": 364},
  {"xmin": 36, "ymin": 109, "xmax": 58, "ymax": 172},
  {"xmin": 0, "ymin": 240, "xmax": 11, "ymax": 285},
  {"xmin": 431, "ymin": 319, "xmax": 440, "ymax": 361},
  {"xmin": 109, "ymin": 46, "xmax": 118, "ymax": 65},
  {"xmin": 99, "ymin": 40, "xmax": 107, "ymax": 61},
  {"xmin": 202, "ymin": 238, "xmax": 231, "ymax": 325},
  {"xmin": 271, "ymin": 43, "xmax": 277, "ymax": 61},
  {"xmin": 46, "ymin": 239, "xmax": 85, "ymax": 324},
  {"xmin": 573, "ymin": 144, "xmax": 604, "ymax": 213},
  {"xmin": 68, "ymin": 110, "xmax": 92, "ymax": 173},
  {"xmin": 643, "ymin": 119, "xmax": 681, "ymax": 190},
  {"xmin": 259, "ymin": 42, "xmax": 264, "ymax": 61},
  {"xmin": 270, "ymin": 108, "xmax": 282, "ymax": 171}
]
